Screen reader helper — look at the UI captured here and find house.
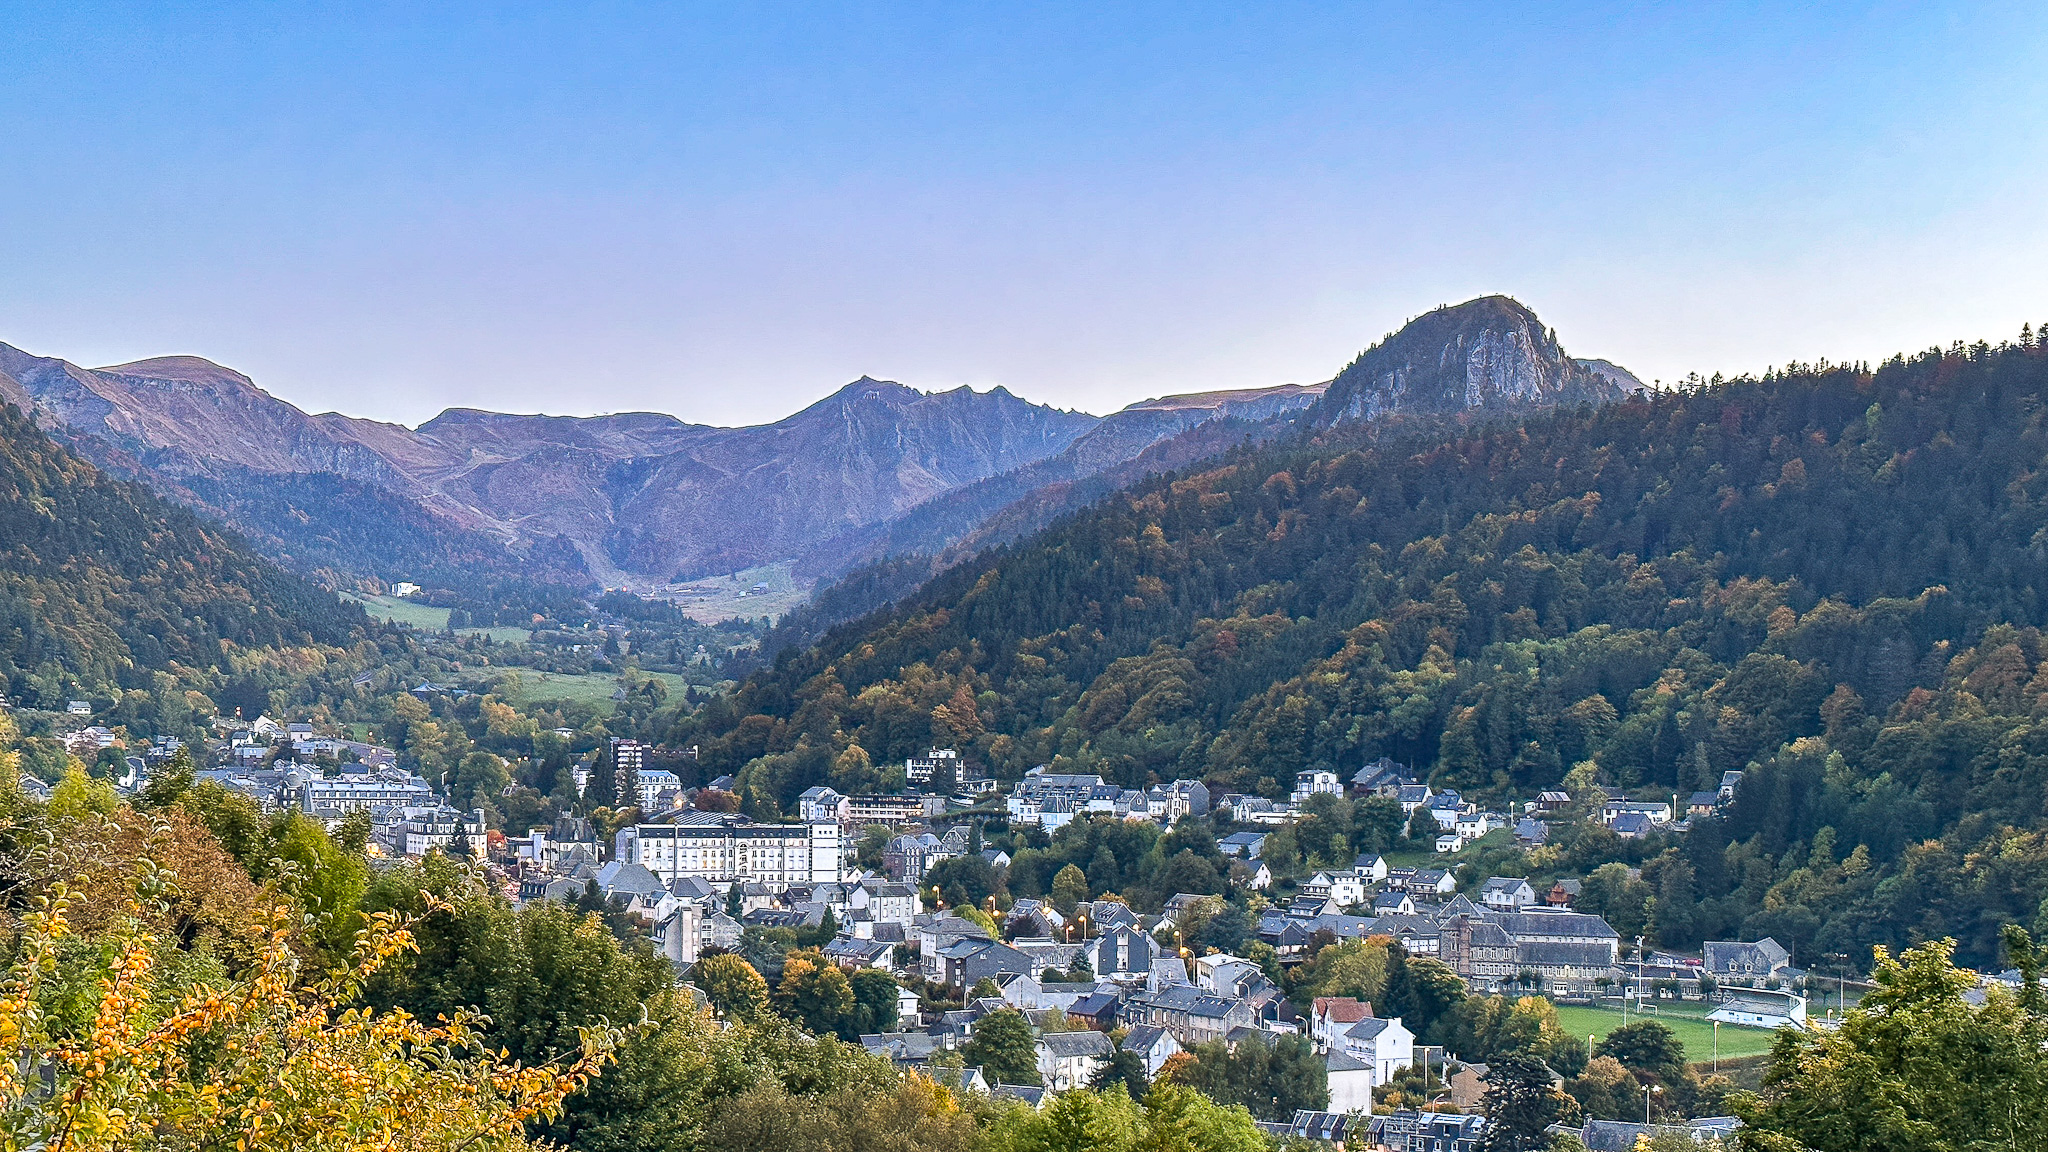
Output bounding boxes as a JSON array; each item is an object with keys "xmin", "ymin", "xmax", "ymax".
[
  {"xmin": 1425, "ymin": 791, "xmax": 1466, "ymax": 830},
  {"xmin": 925, "ymin": 1065, "xmax": 989, "ymax": 1097},
  {"xmin": 1309, "ymin": 997, "xmax": 1376, "ymax": 1052},
  {"xmin": 1277, "ymin": 1112, "xmax": 1359, "ymax": 1144},
  {"xmin": 1454, "ymin": 810, "xmax": 1507, "ymax": 841},
  {"xmin": 1434, "ymin": 833, "xmax": 1463, "ymax": 854},
  {"xmin": 1119, "ymin": 1024, "xmax": 1182, "ymax": 1078},
  {"xmin": 1367, "ymin": 1111, "xmax": 1487, "ymax": 1152},
  {"xmin": 1480, "ymin": 877, "xmax": 1537, "ymax": 912},
  {"xmin": 1291, "ymin": 769, "xmax": 1342, "ymax": 805},
  {"xmin": 1149, "ymin": 779, "xmax": 1211, "ymax": 824},
  {"xmin": 1407, "ymin": 868, "xmax": 1457, "ymax": 897},
  {"xmin": 1545, "ymin": 878, "xmax": 1581, "ymax": 908},
  {"xmin": 1236, "ymin": 861, "xmax": 1273, "ymax": 891},
  {"xmin": 1352, "ymin": 853, "xmax": 1389, "ymax": 882},
  {"xmin": 1067, "ymin": 990, "xmax": 1121, "ymax": 1030},
  {"xmin": 1128, "ymin": 985, "xmax": 1254, "ymax": 1045},
  {"xmin": 1301, "ymin": 870, "xmax": 1368, "ymax": 907},
  {"xmin": 1704, "ymin": 937, "xmax": 1792, "ymax": 981},
  {"xmin": 1007, "ymin": 767, "xmax": 1111, "ymax": 825},
  {"xmin": 915, "ymin": 913, "xmax": 993, "ymax": 981},
  {"xmin": 848, "ymin": 880, "xmax": 920, "ymax": 931},
  {"xmin": 1719, "ymin": 770, "xmax": 1744, "ymax": 800},
  {"xmin": 1571, "ymin": 1119, "xmax": 1742, "ymax": 1152},
  {"xmin": 993, "ymin": 1083, "xmax": 1046, "ymax": 1108},
  {"xmin": 66, "ymin": 700, "xmax": 93, "ymax": 716},
  {"xmin": 1160, "ymin": 892, "xmax": 1221, "ymax": 924},
  {"xmin": 1602, "ymin": 797, "xmax": 1674, "ymax": 826},
  {"xmin": 822, "ymin": 936, "xmax": 895, "ymax": 970},
  {"xmin": 1005, "ymin": 898, "xmax": 1066, "ymax": 938},
  {"xmin": 1084, "ymin": 900, "xmax": 1140, "ymax": 931},
  {"xmin": 1686, "ymin": 791, "xmax": 1721, "ymax": 818},
  {"xmin": 1333, "ymin": 1014, "xmax": 1415, "ymax": 1084},
  {"xmin": 883, "ymin": 833, "xmax": 948, "ymax": 882},
  {"xmin": 798, "ymin": 786, "xmax": 847, "ymax": 823},
  {"xmin": 1087, "ymin": 923, "xmax": 1160, "ymax": 983},
  {"xmin": 1611, "ymin": 811, "xmax": 1655, "ymax": 839},
  {"xmin": 1372, "ymin": 891, "xmax": 1416, "ymax": 916},
  {"xmin": 1036, "ymin": 1029, "xmax": 1113, "ymax": 1090},
  {"xmin": 1446, "ymin": 1062, "xmax": 1489, "ymax": 1111},
  {"xmin": 1514, "ymin": 818, "xmax": 1550, "ymax": 847},
  {"xmin": 935, "ymin": 938, "xmax": 1036, "ymax": 993},
  {"xmin": 1218, "ymin": 831, "xmax": 1268, "ymax": 859},
  {"xmin": 1394, "ymin": 784, "xmax": 1434, "ymax": 814},
  {"xmin": 1534, "ymin": 790, "xmax": 1572, "ymax": 812},
  {"xmin": 1325, "ymin": 1050, "xmax": 1377, "ymax": 1112},
  {"xmin": 1349, "ymin": 757, "xmax": 1413, "ymax": 797}
]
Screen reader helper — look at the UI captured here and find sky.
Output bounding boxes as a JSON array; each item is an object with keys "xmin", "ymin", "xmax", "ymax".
[{"xmin": 2, "ymin": 3, "xmax": 2045, "ymax": 428}]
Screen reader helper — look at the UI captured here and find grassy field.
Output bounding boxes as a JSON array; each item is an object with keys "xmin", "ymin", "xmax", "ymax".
[
  {"xmin": 1551, "ymin": 1002, "xmax": 1782, "ymax": 1066},
  {"xmin": 343, "ymin": 592, "xmax": 451, "ymax": 630},
  {"xmin": 657, "ymin": 562, "xmax": 812, "ymax": 623},
  {"xmin": 494, "ymin": 671, "xmax": 624, "ymax": 708}
]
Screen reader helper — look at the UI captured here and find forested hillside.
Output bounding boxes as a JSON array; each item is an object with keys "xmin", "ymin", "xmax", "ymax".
[
  {"xmin": 0, "ymin": 403, "xmax": 368, "ymax": 700},
  {"xmin": 670, "ymin": 328, "xmax": 2048, "ymax": 966}
]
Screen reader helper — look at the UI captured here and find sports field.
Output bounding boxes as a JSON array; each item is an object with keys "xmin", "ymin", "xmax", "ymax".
[{"xmin": 1551, "ymin": 1002, "xmax": 1782, "ymax": 1066}]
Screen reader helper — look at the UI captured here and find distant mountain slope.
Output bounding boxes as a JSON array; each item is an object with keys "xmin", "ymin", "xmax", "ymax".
[
  {"xmin": 0, "ymin": 295, "xmax": 1640, "ymax": 595},
  {"xmin": 796, "ymin": 382, "xmax": 1327, "ymax": 579},
  {"xmin": 0, "ymin": 402, "xmax": 366, "ymax": 696}
]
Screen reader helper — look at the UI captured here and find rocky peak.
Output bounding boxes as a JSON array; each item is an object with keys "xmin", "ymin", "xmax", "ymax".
[{"xmin": 1316, "ymin": 295, "xmax": 1628, "ymax": 425}]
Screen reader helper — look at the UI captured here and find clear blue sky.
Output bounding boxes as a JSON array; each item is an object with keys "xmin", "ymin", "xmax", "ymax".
[{"xmin": 3, "ymin": 3, "xmax": 2044, "ymax": 426}]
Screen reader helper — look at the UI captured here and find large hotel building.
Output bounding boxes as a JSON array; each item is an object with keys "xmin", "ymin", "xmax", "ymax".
[{"xmin": 616, "ymin": 811, "xmax": 843, "ymax": 886}]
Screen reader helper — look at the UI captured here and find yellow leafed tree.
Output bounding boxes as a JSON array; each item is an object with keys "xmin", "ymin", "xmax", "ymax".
[{"xmin": 0, "ymin": 814, "xmax": 613, "ymax": 1152}]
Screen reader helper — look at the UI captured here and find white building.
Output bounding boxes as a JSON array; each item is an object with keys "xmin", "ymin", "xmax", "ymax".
[
  {"xmin": 799, "ymin": 786, "xmax": 848, "ymax": 823},
  {"xmin": 1036, "ymin": 1030, "xmax": 1113, "ymax": 1091},
  {"xmin": 904, "ymin": 748, "xmax": 960, "ymax": 786},
  {"xmin": 618, "ymin": 812, "xmax": 843, "ymax": 886},
  {"xmin": 1326, "ymin": 1050, "xmax": 1378, "ymax": 1112},
  {"xmin": 1291, "ymin": 769, "xmax": 1342, "ymax": 806},
  {"xmin": 637, "ymin": 769, "xmax": 683, "ymax": 811},
  {"xmin": 1479, "ymin": 877, "xmax": 1537, "ymax": 912},
  {"xmin": 1301, "ymin": 870, "xmax": 1369, "ymax": 907},
  {"xmin": 397, "ymin": 806, "xmax": 486, "ymax": 858},
  {"xmin": 1337, "ymin": 1015, "xmax": 1415, "ymax": 1085},
  {"xmin": 299, "ymin": 771, "xmax": 436, "ymax": 819}
]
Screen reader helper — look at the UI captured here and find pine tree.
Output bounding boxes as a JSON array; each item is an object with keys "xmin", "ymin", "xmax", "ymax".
[{"xmin": 585, "ymin": 743, "xmax": 617, "ymax": 809}]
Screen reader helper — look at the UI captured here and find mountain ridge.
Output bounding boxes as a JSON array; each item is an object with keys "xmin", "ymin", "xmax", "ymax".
[{"xmin": 1, "ymin": 295, "xmax": 1639, "ymax": 593}]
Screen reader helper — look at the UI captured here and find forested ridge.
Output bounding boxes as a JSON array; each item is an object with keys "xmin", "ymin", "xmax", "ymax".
[
  {"xmin": 672, "ymin": 328, "xmax": 2048, "ymax": 966},
  {"xmin": 0, "ymin": 403, "xmax": 370, "ymax": 698}
]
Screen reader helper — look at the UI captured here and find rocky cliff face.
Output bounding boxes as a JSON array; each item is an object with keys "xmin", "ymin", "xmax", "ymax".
[{"xmin": 1315, "ymin": 296, "xmax": 1634, "ymax": 425}]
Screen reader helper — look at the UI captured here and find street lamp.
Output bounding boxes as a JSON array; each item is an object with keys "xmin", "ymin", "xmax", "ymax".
[{"xmin": 1644, "ymin": 1082, "xmax": 1663, "ymax": 1124}]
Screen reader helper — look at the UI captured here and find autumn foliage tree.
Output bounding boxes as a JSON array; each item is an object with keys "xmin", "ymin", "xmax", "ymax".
[{"xmin": 0, "ymin": 808, "xmax": 611, "ymax": 1152}]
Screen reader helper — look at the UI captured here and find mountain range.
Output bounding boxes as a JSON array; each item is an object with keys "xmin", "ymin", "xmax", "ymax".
[{"xmin": 0, "ymin": 295, "xmax": 1637, "ymax": 596}]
